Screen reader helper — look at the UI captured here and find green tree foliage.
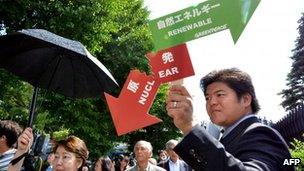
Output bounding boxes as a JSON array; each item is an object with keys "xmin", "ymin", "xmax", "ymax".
[
  {"xmin": 52, "ymin": 129, "xmax": 70, "ymax": 141},
  {"xmin": 290, "ymin": 137, "xmax": 304, "ymax": 170},
  {"xmin": 0, "ymin": 69, "xmax": 31, "ymax": 126},
  {"xmin": 0, "ymin": 0, "xmax": 181, "ymax": 159},
  {"xmin": 281, "ymin": 13, "xmax": 304, "ymax": 111}
]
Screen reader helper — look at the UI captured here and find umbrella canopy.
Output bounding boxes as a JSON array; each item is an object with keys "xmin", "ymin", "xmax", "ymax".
[
  {"xmin": 0, "ymin": 29, "xmax": 118, "ymax": 127},
  {"xmin": 0, "ymin": 29, "xmax": 118, "ymax": 98}
]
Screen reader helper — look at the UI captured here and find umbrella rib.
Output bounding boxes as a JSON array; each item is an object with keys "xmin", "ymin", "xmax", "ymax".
[
  {"xmin": 47, "ymin": 54, "xmax": 62, "ymax": 90},
  {"xmin": 69, "ymin": 55, "xmax": 76, "ymax": 98},
  {"xmin": 35, "ymin": 48, "xmax": 59, "ymax": 86},
  {"xmin": 79, "ymin": 56, "xmax": 105, "ymax": 97}
]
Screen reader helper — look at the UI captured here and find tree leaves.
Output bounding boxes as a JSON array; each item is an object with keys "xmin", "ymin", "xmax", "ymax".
[
  {"xmin": 281, "ymin": 13, "xmax": 304, "ymax": 111},
  {"xmin": 0, "ymin": 0, "xmax": 181, "ymax": 160}
]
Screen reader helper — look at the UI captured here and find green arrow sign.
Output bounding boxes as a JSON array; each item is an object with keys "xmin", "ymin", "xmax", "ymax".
[{"xmin": 148, "ymin": 0, "xmax": 260, "ymax": 51}]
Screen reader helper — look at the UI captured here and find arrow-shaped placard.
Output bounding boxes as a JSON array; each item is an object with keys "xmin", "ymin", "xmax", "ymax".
[
  {"xmin": 148, "ymin": 0, "xmax": 260, "ymax": 51},
  {"xmin": 147, "ymin": 43, "xmax": 194, "ymax": 83},
  {"xmin": 105, "ymin": 70, "xmax": 162, "ymax": 136},
  {"xmin": 105, "ymin": 44, "xmax": 194, "ymax": 136}
]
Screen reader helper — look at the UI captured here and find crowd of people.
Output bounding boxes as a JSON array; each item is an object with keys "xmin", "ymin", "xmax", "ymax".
[
  {"xmin": 0, "ymin": 119, "xmax": 191, "ymax": 171},
  {"xmin": 1, "ymin": 68, "xmax": 295, "ymax": 171}
]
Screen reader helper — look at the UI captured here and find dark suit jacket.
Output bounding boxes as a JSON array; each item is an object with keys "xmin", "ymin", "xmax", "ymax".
[
  {"xmin": 157, "ymin": 158, "xmax": 192, "ymax": 171},
  {"xmin": 174, "ymin": 117, "xmax": 295, "ymax": 171}
]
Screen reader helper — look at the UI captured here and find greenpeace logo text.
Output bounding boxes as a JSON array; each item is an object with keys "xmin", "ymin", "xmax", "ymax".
[{"xmin": 283, "ymin": 158, "xmax": 301, "ymax": 166}]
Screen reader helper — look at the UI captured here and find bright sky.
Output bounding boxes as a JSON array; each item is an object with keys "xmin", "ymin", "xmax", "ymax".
[{"xmin": 144, "ymin": 0, "xmax": 304, "ymax": 122}]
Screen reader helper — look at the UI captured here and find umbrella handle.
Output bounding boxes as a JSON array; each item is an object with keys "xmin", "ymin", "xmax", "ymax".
[{"xmin": 27, "ymin": 87, "xmax": 39, "ymax": 127}]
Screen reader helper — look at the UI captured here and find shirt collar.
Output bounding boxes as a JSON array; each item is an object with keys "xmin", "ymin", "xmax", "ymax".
[
  {"xmin": 137, "ymin": 162, "xmax": 151, "ymax": 171},
  {"xmin": 169, "ymin": 158, "xmax": 181, "ymax": 170},
  {"xmin": 169, "ymin": 158, "xmax": 180, "ymax": 165},
  {"xmin": 1, "ymin": 148, "xmax": 16, "ymax": 155},
  {"xmin": 221, "ymin": 114, "xmax": 256, "ymax": 138}
]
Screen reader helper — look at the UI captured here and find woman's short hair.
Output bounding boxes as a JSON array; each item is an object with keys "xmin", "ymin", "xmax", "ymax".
[{"xmin": 53, "ymin": 135, "xmax": 89, "ymax": 170}]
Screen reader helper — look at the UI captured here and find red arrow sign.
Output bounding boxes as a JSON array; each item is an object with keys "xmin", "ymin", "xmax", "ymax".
[
  {"xmin": 105, "ymin": 70, "xmax": 162, "ymax": 136},
  {"xmin": 147, "ymin": 44, "xmax": 194, "ymax": 83}
]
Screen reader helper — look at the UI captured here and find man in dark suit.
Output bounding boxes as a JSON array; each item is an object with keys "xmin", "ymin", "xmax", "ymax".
[
  {"xmin": 158, "ymin": 139, "xmax": 192, "ymax": 171},
  {"xmin": 166, "ymin": 68, "xmax": 294, "ymax": 171}
]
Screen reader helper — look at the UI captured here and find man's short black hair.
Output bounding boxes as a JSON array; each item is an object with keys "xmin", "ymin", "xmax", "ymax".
[
  {"xmin": 200, "ymin": 68, "xmax": 260, "ymax": 114},
  {"xmin": 0, "ymin": 120, "xmax": 22, "ymax": 148}
]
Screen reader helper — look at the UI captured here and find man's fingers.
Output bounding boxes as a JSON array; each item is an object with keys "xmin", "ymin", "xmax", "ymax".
[
  {"xmin": 166, "ymin": 95, "xmax": 193, "ymax": 109},
  {"xmin": 167, "ymin": 100, "xmax": 191, "ymax": 109},
  {"xmin": 20, "ymin": 137, "xmax": 29, "ymax": 145},
  {"xmin": 169, "ymin": 85, "xmax": 192, "ymax": 97},
  {"xmin": 167, "ymin": 85, "xmax": 192, "ymax": 107},
  {"xmin": 19, "ymin": 127, "xmax": 33, "ymax": 146},
  {"xmin": 24, "ymin": 128, "xmax": 32, "ymax": 137}
]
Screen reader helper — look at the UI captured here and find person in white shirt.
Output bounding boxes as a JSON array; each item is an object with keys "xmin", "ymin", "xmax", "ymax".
[
  {"xmin": 126, "ymin": 140, "xmax": 165, "ymax": 171},
  {"xmin": 157, "ymin": 140, "xmax": 191, "ymax": 171},
  {"xmin": 0, "ymin": 120, "xmax": 22, "ymax": 170}
]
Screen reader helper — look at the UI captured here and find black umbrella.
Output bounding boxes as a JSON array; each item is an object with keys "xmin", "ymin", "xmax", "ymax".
[{"xmin": 0, "ymin": 29, "xmax": 118, "ymax": 127}]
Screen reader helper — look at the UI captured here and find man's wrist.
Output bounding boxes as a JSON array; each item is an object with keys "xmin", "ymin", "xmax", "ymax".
[
  {"xmin": 15, "ymin": 149, "xmax": 28, "ymax": 157},
  {"xmin": 181, "ymin": 122, "xmax": 197, "ymax": 135}
]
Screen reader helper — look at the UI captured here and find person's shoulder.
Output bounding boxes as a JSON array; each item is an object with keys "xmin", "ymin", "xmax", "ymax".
[
  {"xmin": 125, "ymin": 165, "xmax": 136, "ymax": 171},
  {"xmin": 3, "ymin": 148, "xmax": 17, "ymax": 155},
  {"xmin": 180, "ymin": 159, "xmax": 188, "ymax": 165},
  {"xmin": 157, "ymin": 159, "xmax": 169, "ymax": 166},
  {"xmin": 245, "ymin": 122, "xmax": 283, "ymax": 138},
  {"xmin": 151, "ymin": 164, "xmax": 166, "ymax": 171},
  {"xmin": 242, "ymin": 122, "xmax": 289, "ymax": 148},
  {"xmin": 180, "ymin": 159, "xmax": 193, "ymax": 170}
]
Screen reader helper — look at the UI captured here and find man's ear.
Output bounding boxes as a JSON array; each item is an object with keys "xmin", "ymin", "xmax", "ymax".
[
  {"xmin": 242, "ymin": 93, "xmax": 252, "ymax": 108},
  {"xmin": 0, "ymin": 135, "xmax": 7, "ymax": 141}
]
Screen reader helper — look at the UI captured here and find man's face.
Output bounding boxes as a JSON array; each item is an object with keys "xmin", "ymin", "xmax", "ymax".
[
  {"xmin": 166, "ymin": 145, "xmax": 179, "ymax": 162},
  {"xmin": 205, "ymin": 82, "xmax": 250, "ymax": 127},
  {"xmin": 159, "ymin": 152, "xmax": 167, "ymax": 161},
  {"xmin": 0, "ymin": 135, "xmax": 8, "ymax": 148},
  {"xmin": 134, "ymin": 143, "xmax": 151, "ymax": 163},
  {"xmin": 47, "ymin": 153, "xmax": 55, "ymax": 165}
]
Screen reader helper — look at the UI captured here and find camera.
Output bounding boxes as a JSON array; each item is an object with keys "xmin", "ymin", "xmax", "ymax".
[
  {"xmin": 20, "ymin": 132, "xmax": 52, "ymax": 171},
  {"xmin": 31, "ymin": 132, "xmax": 52, "ymax": 160}
]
